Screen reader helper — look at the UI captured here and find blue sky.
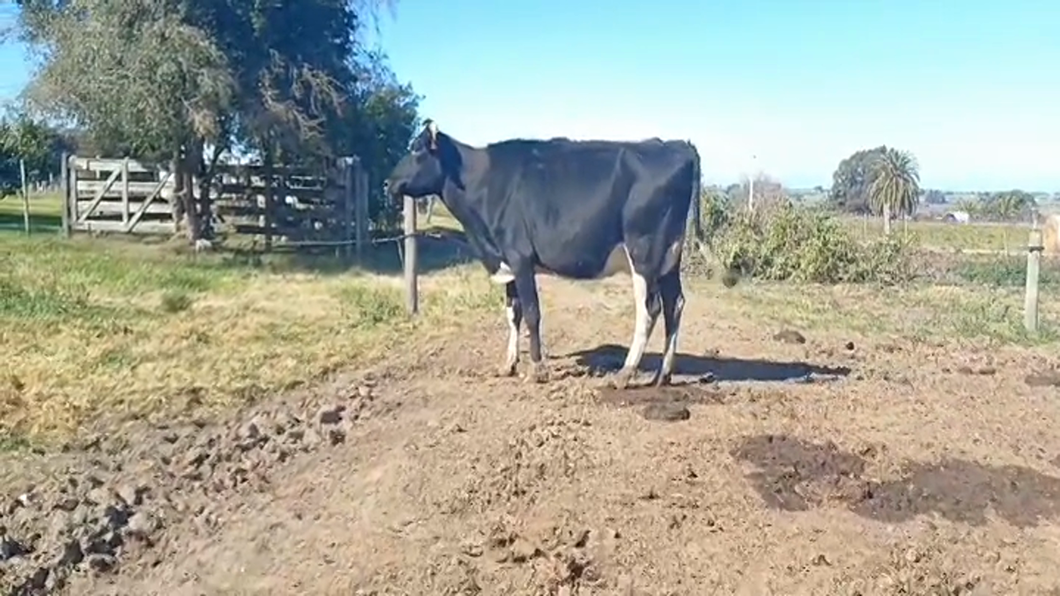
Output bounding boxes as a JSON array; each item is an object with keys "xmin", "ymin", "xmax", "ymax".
[{"xmin": 1, "ymin": 1, "xmax": 1056, "ymax": 191}]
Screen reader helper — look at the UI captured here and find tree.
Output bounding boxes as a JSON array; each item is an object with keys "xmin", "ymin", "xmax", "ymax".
[
  {"xmin": 14, "ymin": 0, "xmax": 418, "ymax": 241},
  {"xmin": 970, "ymin": 190, "xmax": 1037, "ymax": 222},
  {"xmin": 828, "ymin": 146, "xmax": 887, "ymax": 214},
  {"xmin": 0, "ymin": 110, "xmax": 68, "ymax": 197},
  {"xmin": 868, "ymin": 147, "xmax": 920, "ymax": 234},
  {"xmin": 922, "ymin": 189, "xmax": 946, "ymax": 205}
]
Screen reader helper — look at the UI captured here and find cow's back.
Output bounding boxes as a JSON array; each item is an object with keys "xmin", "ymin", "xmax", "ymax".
[{"xmin": 477, "ymin": 138, "xmax": 697, "ymax": 280}]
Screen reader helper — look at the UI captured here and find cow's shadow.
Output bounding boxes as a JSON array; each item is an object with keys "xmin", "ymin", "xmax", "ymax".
[{"xmin": 563, "ymin": 343, "xmax": 851, "ymax": 383}]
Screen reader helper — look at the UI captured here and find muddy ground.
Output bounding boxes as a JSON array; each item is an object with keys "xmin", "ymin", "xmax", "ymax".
[{"xmin": 4, "ymin": 276, "xmax": 1060, "ymax": 595}]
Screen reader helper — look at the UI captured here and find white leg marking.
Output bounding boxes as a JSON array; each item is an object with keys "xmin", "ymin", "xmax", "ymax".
[
  {"xmin": 505, "ymin": 304, "xmax": 519, "ymax": 371},
  {"xmin": 490, "ymin": 262, "xmax": 515, "ymax": 284},
  {"xmin": 622, "ymin": 270, "xmax": 651, "ymax": 371},
  {"xmin": 621, "ymin": 248, "xmax": 658, "ymax": 375}
]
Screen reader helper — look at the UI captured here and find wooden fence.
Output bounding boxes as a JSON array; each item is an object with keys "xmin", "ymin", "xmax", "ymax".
[{"xmin": 60, "ymin": 154, "xmax": 371, "ymax": 256}]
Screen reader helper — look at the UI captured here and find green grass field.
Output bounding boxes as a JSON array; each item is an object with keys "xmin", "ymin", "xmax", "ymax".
[
  {"xmin": 0, "ymin": 192, "xmax": 64, "ymax": 235},
  {"xmin": 840, "ymin": 215, "xmax": 1031, "ymax": 253}
]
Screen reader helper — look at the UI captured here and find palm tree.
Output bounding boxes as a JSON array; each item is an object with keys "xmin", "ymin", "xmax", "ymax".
[{"xmin": 869, "ymin": 147, "xmax": 921, "ymax": 235}]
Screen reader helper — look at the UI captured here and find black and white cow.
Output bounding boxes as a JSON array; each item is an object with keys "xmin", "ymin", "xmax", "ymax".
[{"xmin": 386, "ymin": 120, "xmax": 712, "ymax": 388}]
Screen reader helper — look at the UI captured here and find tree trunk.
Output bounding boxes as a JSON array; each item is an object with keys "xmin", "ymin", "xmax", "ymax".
[
  {"xmin": 882, "ymin": 203, "xmax": 892, "ymax": 235},
  {"xmin": 170, "ymin": 150, "xmax": 185, "ymax": 235},
  {"xmin": 179, "ymin": 142, "xmax": 202, "ymax": 242}
]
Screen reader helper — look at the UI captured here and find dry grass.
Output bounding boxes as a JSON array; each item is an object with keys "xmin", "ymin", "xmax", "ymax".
[
  {"xmin": 3, "ymin": 197, "xmax": 1058, "ymax": 444},
  {"xmin": 0, "ymin": 232, "xmax": 501, "ymax": 441}
]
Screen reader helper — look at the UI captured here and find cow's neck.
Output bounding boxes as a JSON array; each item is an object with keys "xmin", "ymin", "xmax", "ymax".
[{"xmin": 436, "ymin": 141, "xmax": 506, "ymax": 266}]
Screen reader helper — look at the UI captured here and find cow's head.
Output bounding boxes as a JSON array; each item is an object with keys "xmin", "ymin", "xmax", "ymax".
[{"xmin": 385, "ymin": 119, "xmax": 453, "ymax": 201}]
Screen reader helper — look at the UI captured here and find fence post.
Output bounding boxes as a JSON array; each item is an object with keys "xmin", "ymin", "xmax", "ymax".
[
  {"xmin": 19, "ymin": 159, "xmax": 29, "ymax": 234},
  {"xmin": 1024, "ymin": 228, "xmax": 1043, "ymax": 334},
  {"xmin": 339, "ymin": 157, "xmax": 354, "ymax": 262},
  {"xmin": 355, "ymin": 159, "xmax": 369, "ymax": 264},
  {"xmin": 263, "ymin": 159, "xmax": 274, "ymax": 252},
  {"xmin": 121, "ymin": 157, "xmax": 130, "ymax": 227},
  {"xmin": 403, "ymin": 194, "xmax": 418, "ymax": 315},
  {"xmin": 60, "ymin": 152, "xmax": 70, "ymax": 237}
]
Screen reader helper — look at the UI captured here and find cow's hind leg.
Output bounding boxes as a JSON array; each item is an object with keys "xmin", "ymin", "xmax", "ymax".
[
  {"xmin": 499, "ymin": 281, "xmax": 523, "ymax": 377},
  {"xmin": 650, "ymin": 265, "xmax": 684, "ymax": 386},
  {"xmin": 514, "ymin": 268, "xmax": 548, "ymax": 383},
  {"xmin": 613, "ymin": 266, "xmax": 661, "ymax": 390}
]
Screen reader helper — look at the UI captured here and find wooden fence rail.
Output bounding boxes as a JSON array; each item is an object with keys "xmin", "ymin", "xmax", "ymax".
[{"xmin": 60, "ymin": 154, "xmax": 371, "ymax": 256}]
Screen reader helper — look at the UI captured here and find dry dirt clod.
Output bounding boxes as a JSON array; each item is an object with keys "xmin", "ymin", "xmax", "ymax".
[
  {"xmin": 318, "ymin": 405, "xmax": 345, "ymax": 425},
  {"xmin": 773, "ymin": 329, "xmax": 806, "ymax": 344},
  {"xmin": 1025, "ymin": 372, "xmax": 1060, "ymax": 387},
  {"xmin": 642, "ymin": 402, "xmax": 691, "ymax": 422},
  {"xmin": 327, "ymin": 428, "xmax": 346, "ymax": 446},
  {"xmin": 126, "ymin": 510, "xmax": 158, "ymax": 538},
  {"xmin": 85, "ymin": 553, "xmax": 117, "ymax": 573}
]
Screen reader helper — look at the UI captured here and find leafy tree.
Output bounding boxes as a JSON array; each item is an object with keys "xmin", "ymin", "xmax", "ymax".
[
  {"xmin": 968, "ymin": 190, "xmax": 1037, "ymax": 222},
  {"xmin": 0, "ymin": 110, "xmax": 68, "ymax": 197},
  {"xmin": 868, "ymin": 147, "xmax": 920, "ymax": 234},
  {"xmin": 828, "ymin": 146, "xmax": 886, "ymax": 214},
  {"xmin": 922, "ymin": 189, "xmax": 946, "ymax": 205},
  {"xmin": 14, "ymin": 0, "xmax": 417, "ymax": 241}
]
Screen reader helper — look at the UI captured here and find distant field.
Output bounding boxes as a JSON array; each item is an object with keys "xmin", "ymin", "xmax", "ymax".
[
  {"xmin": 840, "ymin": 215, "xmax": 1031, "ymax": 253},
  {"xmin": 0, "ymin": 192, "xmax": 64, "ymax": 235}
]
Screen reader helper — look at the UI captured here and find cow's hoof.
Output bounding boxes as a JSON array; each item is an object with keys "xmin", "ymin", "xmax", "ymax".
[
  {"xmin": 651, "ymin": 372, "xmax": 673, "ymax": 387},
  {"xmin": 525, "ymin": 363, "xmax": 550, "ymax": 384},
  {"xmin": 497, "ymin": 362, "xmax": 518, "ymax": 378},
  {"xmin": 610, "ymin": 368, "xmax": 636, "ymax": 390}
]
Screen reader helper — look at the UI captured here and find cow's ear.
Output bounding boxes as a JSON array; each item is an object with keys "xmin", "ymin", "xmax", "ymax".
[{"xmin": 425, "ymin": 119, "xmax": 439, "ymax": 152}]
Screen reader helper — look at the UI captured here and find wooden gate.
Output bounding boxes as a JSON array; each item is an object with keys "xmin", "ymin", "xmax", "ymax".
[{"xmin": 62, "ymin": 156, "xmax": 177, "ymax": 235}]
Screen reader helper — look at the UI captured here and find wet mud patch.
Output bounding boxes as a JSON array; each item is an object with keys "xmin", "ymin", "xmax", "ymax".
[
  {"xmin": 732, "ymin": 434, "xmax": 1060, "ymax": 527},
  {"xmin": 595, "ymin": 385, "xmax": 730, "ymax": 408}
]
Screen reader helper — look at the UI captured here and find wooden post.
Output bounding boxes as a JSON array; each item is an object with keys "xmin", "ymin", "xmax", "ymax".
[
  {"xmin": 19, "ymin": 159, "xmax": 29, "ymax": 234},
  {"xmin": 121, "ymin": 157, "xmax": 130, "ymax": 227},
  {"xmin": 355, "ymin": 162, "xmax": 369, "ymax": 264},
  {"xmin": 339, "ymin": 157, "xmax": 354, "ymax": 262},
  {"xmin": 1025, "ymin": 228, "xmax": 1043, "ymax": 334},
  {"xmin": 263, "ymin": 159, "xmax": 274, "ymax": 252},
  {"xmin": 60, "ymin": 152, "xmax": 70, "ymax": 237},
  {"xmin": 403, "ymin": 194, "xmax": 418, "ymax": 315}
]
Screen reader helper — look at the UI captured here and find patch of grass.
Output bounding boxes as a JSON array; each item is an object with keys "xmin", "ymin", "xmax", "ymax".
[
  {"xmin": 715, "ymin": 281, "xmax": 1060, "ymax": 347},
  {"xmin": 842, "ymin": 216, "xmax": 1029, "ymax": 252},
  {"xmin": 160, "ymin": 290, "xmax": 194, "ymax": 313},
  {"xmin": 946, "ymin": 254, "xmax": 1060, "ymax": 288},
  {"xmin": 0, "ymin": 192, "xmax": 64, "ymax": 234},
  {"xmin": 0, "ymin": 232, "xmax": 499, "ymax": 443},
  {"xmin": 336, "ymin": 284, "xmax": 405, "ymax": 327}
]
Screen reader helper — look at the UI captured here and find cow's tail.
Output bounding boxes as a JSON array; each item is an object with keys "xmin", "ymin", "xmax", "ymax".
[
  {"xmin": 687, "ymin": 141, "xmax": 741, "ymax": 288},
  {"xmin": 688, "ymin": 142, "xmax": 704, "ymax": 245}
]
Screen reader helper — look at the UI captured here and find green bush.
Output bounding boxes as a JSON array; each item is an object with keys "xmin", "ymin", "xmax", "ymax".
[{"xmin": 692, "ymin": 195, "xmax": 915, "ymax": 285}]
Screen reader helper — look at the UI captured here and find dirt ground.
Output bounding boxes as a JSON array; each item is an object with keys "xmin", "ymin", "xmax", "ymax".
[{"xmin": 4, "ymin": 274, "xmax": 1060, "ymax": 596}]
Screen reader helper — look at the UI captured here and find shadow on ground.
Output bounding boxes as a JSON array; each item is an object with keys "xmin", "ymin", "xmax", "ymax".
[
  {"xmin": 565, "ymin": 343, "xmax": 851, "ymax": 383},
  {"xmin": 214, "ymin": 226, "xmax": 477, "ymax": 276},
  {"xmin": 731, "ymin": 434, "xmax": 1060, "ymax": 528}
]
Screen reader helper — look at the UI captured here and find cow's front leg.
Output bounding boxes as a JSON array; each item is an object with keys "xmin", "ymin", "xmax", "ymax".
[
  {"xmin": 498, "ymin": 281, "xmax": 523, "ymax": 377},
  {"xmin": 513, "ymin": 269, "xmax": 548, "ymax": 383},
  {"xmin": 613, "ymin": 269, "xmax": 661, "ymax": 390}
]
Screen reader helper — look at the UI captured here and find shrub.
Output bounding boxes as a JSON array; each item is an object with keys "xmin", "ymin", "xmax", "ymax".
[{"xmin": 691, "ymin": 196, "xmax": 915, "ymax": 285}]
